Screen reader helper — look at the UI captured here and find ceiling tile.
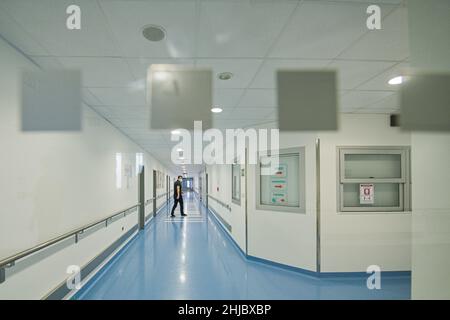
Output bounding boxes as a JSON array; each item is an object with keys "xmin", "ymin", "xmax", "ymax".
[
  {"xmin": 212, "ymin": 119, "xmax": 267, "ymax": 129},
  {"xmin": 328, "ymin": 60, "xmax": 396, "ymax": 90},
  {"xmin": 88, "ymin": 87, "xmax": 146, "ymax": 106},
  {"xmin": 0, "ymin": 7, "xmax": 48, "ymax": 56},
  {"xmin": 213, "ymin": 89, "xmax": 244, "ymax": 108},
  {"xmin": 107, "ymin": 106, "xmax": 149, "ymax": 118},
  {"xmin": 99, "ymin": 0, "xmax": 197, "ymax": 58},
  {"xmin": 2, "ymin": 0, "xmax": 120, "ymax": 56},
  {"xmin": 107, "ymin": 117, "xmax": 125, "ymax": 128},
  {"xmin": 132, "ymin": 137, "xmax": 168, "ymax": 146},
  {"xmin": 30, "ymin": 56, "xmax": 63, "ymax": 69},
  {"xmin": 363, "ymin": 92, "xmax": 400, "ymax": 110},
  {"xmin": 58, "ymin": 57, "xmax": 136, "ymax": 87},
  {"xmin": 226, "ymin": 107, "xmax": 276, "ymax": 120},
  {"xmin": 338, "ymin": 7, "xmax": 410, "ymax": 61},
  {"xmin": 356, "ymin": 108, "xmax": 398, "ymax": 114},
  {"xmin": 238, "ymin": 89, "xmax": 277, "ymax": 107},
  {"xmin": 196, "ymin": 59, "xmax": 263, "ymax": 89},
  {"xmin": 121, "ymin": 128, "xmax": 163, "ymax": 137},
  {"xmin": 264, "ymin": 110, "xmax": 278, "ymax": 121},
  {"xmin": 83, "ymin": 89, "xmax": 103, "ymax": 106},
  {"xmin": 197, "ymin": 0, "xmax": 297, "ymax": 57},
  {"xmin": 357, "ymin": 61, "xmax": 410, "ymax": 91},
  {"xmin": 340, "ymin": 90, "xmax": 393, "ymax": 111},
  {"xmin": 91, "ymin": 106, "xmax": 116, "ymax": 118},
  {"xmin": 269, "ymin": 1, "xmax": 396, "ymax": 59},
  {"xmin": 327, "ymin": 0, "xmax": 402, "ymax": 3},
  {"xmin": 114, "ymin": 116, "xmax": 148, "ymax": 129},
  {"xmin": 250, "ymin": 59, "xmax": 331, "ymax": 88},
  {"xmin": 127, "ymin": 58, "xmax": 194, "ymax": 80}
]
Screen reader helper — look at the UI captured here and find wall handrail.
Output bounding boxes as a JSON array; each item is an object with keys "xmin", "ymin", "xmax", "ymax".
[
  {"xmin": 0, "ymin": 203, "xmax": 139, "ymax": 270},
  {"xmin": 145, "ymin": 191, "xmax": 170, "ymax": 206},
  {"xmin": 207, "ymin": 195, "xmax": 231, "ymax": 211},
  {"xmin": 145, "ymin": 192, "xmax": 170, "ymax": 205},
  {"xmin": 156, "ymin": 192, "xmax": 167, "ymax": 200}
]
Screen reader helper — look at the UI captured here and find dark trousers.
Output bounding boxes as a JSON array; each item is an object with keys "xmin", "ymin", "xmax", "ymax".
[{"xmin": 171, "ymin": 196, "xmax": 184, "ymax": 215}]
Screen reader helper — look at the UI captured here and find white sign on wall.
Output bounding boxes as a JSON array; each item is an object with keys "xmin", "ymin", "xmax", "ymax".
[{"xmin": 360, "ymin": 184, "xmax": 374, "ymax": 204}]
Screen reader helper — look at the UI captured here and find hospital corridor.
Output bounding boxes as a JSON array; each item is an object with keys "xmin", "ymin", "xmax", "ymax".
[
  {"xmin": 72, "ymin": 192, "xmax": 410, "ymax": 300},
  {"xmin": 0, "ymin": 0, "xmax": 449, "ymax": 308}
]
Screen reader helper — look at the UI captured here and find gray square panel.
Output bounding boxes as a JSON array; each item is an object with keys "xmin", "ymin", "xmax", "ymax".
[
  {"xmin": 21, "ymin": 70, "xmax": 81, "ymax": 131},
  {"xmin": 148, "ymin": 65, "xmax": 212, "ymax": 130},
  {"xmin": 277, "ymin": 70, "xmax": 337, "ymax": 131},
  {"xmin": 400, "ymin": 73, "xmax": 450, "ymax": 131}
]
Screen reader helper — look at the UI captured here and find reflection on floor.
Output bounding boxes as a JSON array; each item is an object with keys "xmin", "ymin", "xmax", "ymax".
[{"xmin": 73, "ymin": 192, "xmax": 410, "ymax": 300}]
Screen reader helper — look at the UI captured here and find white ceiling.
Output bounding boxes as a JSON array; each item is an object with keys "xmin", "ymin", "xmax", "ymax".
[{"xmin": 0, "ymin": 0, "xmax": 410, "ymax": 173}]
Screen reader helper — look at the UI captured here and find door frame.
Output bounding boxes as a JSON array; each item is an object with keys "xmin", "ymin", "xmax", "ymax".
[{"xmin": 152, "ymin": 169, "xmax": 157, "ymax": 217}]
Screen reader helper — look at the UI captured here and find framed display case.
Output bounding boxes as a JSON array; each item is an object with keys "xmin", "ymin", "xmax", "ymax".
[{"xmin": 256, "ymin": 147, "xmax": 306, "ymax": 214}]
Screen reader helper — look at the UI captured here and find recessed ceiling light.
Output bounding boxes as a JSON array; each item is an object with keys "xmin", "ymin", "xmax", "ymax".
[
  {"xmin": 142, "ymin": 25, "xmax": 166, "ymax": 42},
  {"xmin": 388, "ymin": 76, "xmax": 404, "ymax": 85},
  {"xmin": 171, "ymin": 130, "xmax": 181, "ymax": 135},
  {"xmin": 211, "ymin": 107, "xmax": 223, "ymax": 113},
  {"xmin": 177, "ymin": 148, "xmax": 184, "ymax": 152},
  {"xmin": 218, "ymin": 72, "xmax": 233, "ymax": 80}
]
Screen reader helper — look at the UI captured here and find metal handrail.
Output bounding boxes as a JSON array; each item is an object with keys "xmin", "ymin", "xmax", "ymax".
[
  {"xmin": 145, "ymin": 192, "xmax": 170, "ymax": 206},
  {"xmin": 207, "ymin": 195, "xmax": 231, "ymax": 211},
  {"xmin": 156, "ymin": 192, "xmax": 168, "ymax": 200},
  {"xmin": 0, "ymin": 204, "xmax": 139, "ymax": 270}
]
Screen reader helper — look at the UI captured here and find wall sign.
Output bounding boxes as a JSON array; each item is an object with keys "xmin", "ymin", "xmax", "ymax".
[
  {"xmin": 273, "ymin": 164, "xmax": 287, "ymax": 178},
  {"xmin": 360, "ymin": 184, "xmax": 374, "ymax": 204},
  {"xmin": 271, "ymin": 179, "xmax": 287, "ymax": 192},
  {"xmin": 270, "ymin": 165, "xmax": 288, "ymax": 204},
  {"xmin": 271, "ymin": 192, "xmax": 287, "ymax": 204}
]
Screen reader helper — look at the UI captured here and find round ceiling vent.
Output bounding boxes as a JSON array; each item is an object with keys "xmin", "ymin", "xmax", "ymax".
[{"xmin": 142, "ymin": 25, "xmax": 166, "ymax": 42}]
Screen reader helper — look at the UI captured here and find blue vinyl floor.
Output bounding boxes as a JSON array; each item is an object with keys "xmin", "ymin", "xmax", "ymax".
[{"xmin": 73, "ymin": 192, "xmax": 411, "ymax": 300}]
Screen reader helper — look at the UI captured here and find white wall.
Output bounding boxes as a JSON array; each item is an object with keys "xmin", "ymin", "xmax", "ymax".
[
  {"xmin": 247, "ymin": 132, "xmax": 318, "ymax": 271},
  {"xmin": 411, "ymin": 134, "xmax": 450, "ymax": 299},
  {"xmin": 206, "ymin": 114, "xmax": 412, "ymax": 273},
  {"xmin": 207, "ymin": 161, "xmax": 247, "ymax": 253},
  {"xmin": 319, "ymin": 114, "xmax": 411, "ymax": 272},
  {"xmin": 408, "ymin": 0, "xmax": 450, "ymax": 299},
  {"xmin": 0, "ymin": 37, "xmax": 171, "ymax": 298}
]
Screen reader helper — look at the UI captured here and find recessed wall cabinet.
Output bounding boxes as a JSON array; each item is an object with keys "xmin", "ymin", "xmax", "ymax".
[{"xmin": 337, "ymin": 146, "xmax": 411, "ymax": 213}]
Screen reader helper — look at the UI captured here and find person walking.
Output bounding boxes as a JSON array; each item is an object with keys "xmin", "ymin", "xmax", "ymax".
[{"xmin": 171, "ymin": 175, "xmax": 187, "ymax": 217}]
